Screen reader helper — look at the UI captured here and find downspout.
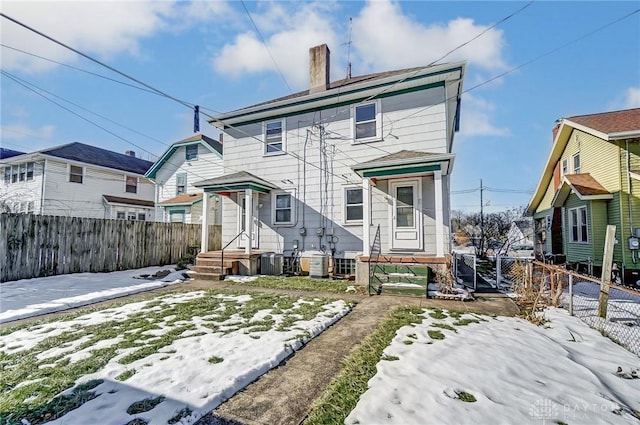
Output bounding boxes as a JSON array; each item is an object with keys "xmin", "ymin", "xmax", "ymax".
[
  {"xmin": 301, "ymin": 129, "xmax": 310, "ymax": 249},
  {"xmin": 39, "ymin": 159, "xmax": 46, "ymax": 215},
  {"xmin": 626, "ymin": 140, "xmax": 636, "ymax": 263}
]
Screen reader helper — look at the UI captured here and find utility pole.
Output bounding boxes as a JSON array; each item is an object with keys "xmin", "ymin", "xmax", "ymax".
[{"xmin": 480, "ymin": 179, "xmax": 484, "ymax": 253}]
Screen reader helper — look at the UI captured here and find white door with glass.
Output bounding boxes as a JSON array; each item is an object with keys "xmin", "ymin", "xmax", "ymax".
[
  {"xmin": 390, "ymin": 180, "xmax": 422, "ymax": 250},
  {"xmin": 238, "ymin": 193, "xmax": 259, "ymax": 248}
]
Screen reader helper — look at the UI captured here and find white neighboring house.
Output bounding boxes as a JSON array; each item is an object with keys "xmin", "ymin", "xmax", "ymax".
[
  {"xmin": 144, "ymin": 134, "xmax": 223, "ymax": 224},
  {"xmin": 0, "ymin": 142, "xmax": 155, "ymax": 219},
  {"xmin": 506, "ymin": 219, "xmax": 535, "ymax": 248},
  {"xmin": 195, "ymin": 44, "xmax": 465, "ymax": 279}
]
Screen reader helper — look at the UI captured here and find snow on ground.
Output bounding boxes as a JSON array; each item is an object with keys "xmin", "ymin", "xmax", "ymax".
[
  {"xmin": 347, "ymin": 308, "xmax": 640, "ymax": 425},
  {"xmin": 1, "ymin": 291, "xmax": 351, "ymax": 424},
  {"xmin": 0, "ymin": 266, "xmax": 187, "ymax": 323},
  {"xmin": 568, "ymin": 281, "xmax": 640, "ymax": 355}
]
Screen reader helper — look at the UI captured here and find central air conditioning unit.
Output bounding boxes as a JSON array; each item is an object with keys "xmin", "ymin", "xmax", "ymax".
[{"xmin": 261, "ymin": 253, "xmax": 283, "ymax": 275}]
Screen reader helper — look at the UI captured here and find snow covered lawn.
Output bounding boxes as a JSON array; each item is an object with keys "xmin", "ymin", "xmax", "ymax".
[
  {"xmin": 0, "ymin": 290, "xmax": 352, "ymax": 425},
  {"xmin": 347, "ymin": 308, "xmax": 640, "ymax": 425}
]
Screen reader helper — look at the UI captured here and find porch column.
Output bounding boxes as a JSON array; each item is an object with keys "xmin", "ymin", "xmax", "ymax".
[
  {"xmin": 200, "ymin": 193, "xmax": 209, "ymax": 253},
  {"xmin": 245, "ymin": 188, "xmax": 253, "ymax": 255},
  {"xmin": 434, "ymin": 170, "xmax": 444, "ymax": 257},
  {"xmin": 362, "ymin": 178, "xmax": 371, "ymax": 256}
]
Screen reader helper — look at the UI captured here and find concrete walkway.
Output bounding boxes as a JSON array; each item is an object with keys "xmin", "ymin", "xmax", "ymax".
[{"xmin": 198, "ymin": 286, "xmax": 519, "ymax": 425}]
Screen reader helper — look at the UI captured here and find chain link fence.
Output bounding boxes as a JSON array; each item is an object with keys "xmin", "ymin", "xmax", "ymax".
[
  {"xmin": 530, "ymin": 262, "xmax": 640, "ymax": 357},
  {"xmin": 453, "ymin": 252, "xmax": 476, "ymax": 290}
]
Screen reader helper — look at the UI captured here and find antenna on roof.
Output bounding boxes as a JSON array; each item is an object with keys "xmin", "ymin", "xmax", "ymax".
[{"xmin": 345, "ymin": 17, "xmax": 353, "ymax": 79}]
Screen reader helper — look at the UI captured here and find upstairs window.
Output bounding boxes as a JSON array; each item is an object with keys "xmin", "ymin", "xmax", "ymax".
[
  {"xmin": 573, "ymin": 153, "xmax": 581, "ymax": 174},
  {"xmin": 176, "ymin": 173, "xmax": 187, "ymax": 195},
  {"xmin": 353, "ymin": 101, "xmax": 381, "ymax": 142},
  {"xmin": 186, "ymin": 145, "xmax": 198, "ymax": 161},
  {"xmin": 265, "ymin": 121, "xmax": 284, "ymax": 154},
  {"xmin": 561, "ymin": 159, "xmax": 568, "ymax": 176},
  {"xmin": 126, "ymin": 176, "xmax": 137, "ymax": 193},
  {"xmin": 19, "ymin": 164, "xmax": 26, "ymax": 181},
  {"xmin": 69, "ymin": 165, "xmax": 83, "ymax": 183},
  {"xmin": 344, "ymin": 187, "xmax": 363, "ymax": 223},
  {"xmin": 11, "ymin": 166, "xmax": 18, "ymax": 183},
  {"xmin": 26, "ymin": 162, "xmax": 34, "ymax": 181}
]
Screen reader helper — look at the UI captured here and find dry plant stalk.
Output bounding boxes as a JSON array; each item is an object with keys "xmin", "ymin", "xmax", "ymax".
[
  {"xmin": 436, "ymin": 255, "xmax": 457, "ymax": 294},
  {"xmin": 509, "ymin": 261, "xmax": 558, "ymax": 324}
]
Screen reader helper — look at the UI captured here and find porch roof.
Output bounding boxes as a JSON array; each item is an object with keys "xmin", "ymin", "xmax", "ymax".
[
  {"xmin": 102, "ymin": 195, "xmax": 155, "ymax": 208},
  {"xmin": 194, "ymin": 171, "xmax": 277, "ymax": 194},
  {"xmin": 351, "ymin": 150, "xmax": 455, "ymax": 178},
  {"xmin": 159, "ymin": 192, "xmax": 203, "ymax": 206},
  {"xmin": 551, "ymin": 173, "xmax": 613, "ymax": 207}
]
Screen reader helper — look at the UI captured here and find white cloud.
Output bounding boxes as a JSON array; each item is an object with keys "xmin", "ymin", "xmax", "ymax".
[
  {"xmin": 622, "ymin": 87, "xmax": 640, "ymax": 109},
  {"xmin": 458, "ymin": 93, "xmax": 509, "ymax": 137},
  {"xmin": 351, "ymin": 0, "xmax": 507, "ymax": 73},
  {"xmin": 0, "ymin": 1, "xmax": 177, "ymax": 72},
  {"xmin": 212, "ymin": 2, "xmax": 341, "ymax": 89},
  {"xmin": 1, "ymin": 123, "xmax": 56, "ymax": 142}
]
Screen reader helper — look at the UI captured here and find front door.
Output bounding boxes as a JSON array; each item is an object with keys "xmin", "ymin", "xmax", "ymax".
[
  {"xmin": 390, "ymin": 180, "xmax": 422, "ymax": 250},
  {"xmin": 237, "ymin": 193, "xmax": 259, "ymax": 248}
]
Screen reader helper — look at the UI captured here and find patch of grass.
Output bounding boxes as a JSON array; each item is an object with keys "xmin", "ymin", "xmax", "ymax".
[
  {"xmin": 381, "ymin": 354, "xmax": 399, "ymax": 361},
  {"xmin": 208, "ymin": 356, "xmax": 224, "ymax": 364},
  {"xmin": 115, "ymin": 369, "xmax": 135, "ymax": 381},
  {"xmin": 168, "ymin": 407, "xmax": 193, "ymax": 424},
  {"xmin": 428, "ymin": 330, "xmax": 445, "ymax": 340},
  {"xmin": 457, "ymin": 391, "xmax": 476, "ymax": 402},
  {"xmin": 126, "ymin": 395, "xmax": 166, "ymax": 414},
  {"xmin": 432, "ymin": 323, "xmax": 457, "ymax": 332},
  {"xmin": 305, "ymin": 306, "xmax": 424, "ymax": 425},
  {"xmin": 453, "ymin": 318, "xmax": 480, "ymax": 327},
  {"xmin": 429, "ymin": 309, "xmax": 448, "ymax": 320}
]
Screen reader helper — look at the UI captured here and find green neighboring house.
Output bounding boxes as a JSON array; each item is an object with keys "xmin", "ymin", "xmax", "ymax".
[{"xmin": 526, "ymin": 108, "xmax": 640, "ymax": 282}]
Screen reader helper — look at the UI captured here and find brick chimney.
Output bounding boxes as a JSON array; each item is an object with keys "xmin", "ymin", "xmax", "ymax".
[{"xmin": 309, "ymin": 44, "xmax": 330, "ymax": 94}]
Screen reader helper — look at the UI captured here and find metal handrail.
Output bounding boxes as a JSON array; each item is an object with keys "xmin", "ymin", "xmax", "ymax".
[
  {"xmin": 369, "ymin": 225, "xmax": 381, "ymax": 295},
  {"xmin": 221, "ymin": 230, "xmax": 247, "ymax": 279}
]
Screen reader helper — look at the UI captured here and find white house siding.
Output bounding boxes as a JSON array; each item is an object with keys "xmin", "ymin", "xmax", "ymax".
[
  {"xmin": 220, "ymin": 85, "xmax": 450, "ymax": 255},
  {"xmin": 42, "ymin": 159, "xmax": 154, "ymax": 219},
  {"xmin": 0, "ymin": 161, "xmax": 45, "ymax": 213},
  {"xmin": 155, "ymin": 146, "xmax": 224, "ymax": 202}
]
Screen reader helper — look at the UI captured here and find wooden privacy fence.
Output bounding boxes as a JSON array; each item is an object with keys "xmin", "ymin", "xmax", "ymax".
[{"xmin": 0, "ymin": 213, "xmax": 221, "ymax": 282}]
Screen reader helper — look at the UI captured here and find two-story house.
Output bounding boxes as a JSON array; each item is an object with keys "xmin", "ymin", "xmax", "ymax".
[
  {"xmin": 1, "ymin": 142, "xmax": 155, "ymax": 219},
  {"xmin": 527, "ymin": 108, "xmax": 640, "ymax": 282},
  {"xmin": 144, "ymin": 133, "xmax": 223, "ymax": 224},
  {"xmin": 193, "ymin": 44, "xmax": 465, "ymax": 284}
]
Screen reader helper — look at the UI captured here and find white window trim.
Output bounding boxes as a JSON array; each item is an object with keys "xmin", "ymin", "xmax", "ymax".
[
  {"xmin": 263, "ymin": 119, "xmax": 286, "ymax": 156},
  {"xmin": 561, "ymin": 159, "xmax": 568, "ymax": 176},
  {"xmin": 572, "ymin": 152, "xmax": 581, "ymax": 174},
  {"xmin": 569, "ymin": 206, "xmax": 588, "ymax": 243},
  {"xmin": 342, "ymin": 186, "xmax": 364, "ymax": 225},
  {"xmin": 69, "ymin": 164, "xmax": 84, "ymax": 184},
  {"xmin": 176, "ymin": 173, "xmax": 187, "ymax": 196},
  {"xmin": 351, "ymin": 99, "xmax": 382, "ymax": 144},
  {"xmin": 271, "ymin": 190, "xmax": 295, "ymax": 226}
]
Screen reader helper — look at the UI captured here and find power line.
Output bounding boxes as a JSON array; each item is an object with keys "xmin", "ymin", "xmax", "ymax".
[{"xmin": 239, "ymin": 0, "xmax": 292, "ymax": 94}]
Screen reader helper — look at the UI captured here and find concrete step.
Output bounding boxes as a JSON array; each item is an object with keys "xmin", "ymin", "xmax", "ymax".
[
  {"xmin": 195, "ymin": 258, "xmax": 238, "ymax": 267},
  {"xmin": 186, "ymin": 270, "xmax": 223, "ymax": 281},
  {"xmin": 189, "ymin": 265, "xmax": 229, "ymax": 274}
]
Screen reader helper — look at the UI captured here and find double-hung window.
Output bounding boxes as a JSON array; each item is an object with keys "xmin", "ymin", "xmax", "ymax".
[
  {"xmin": 344, "ymin": 187, "xmax": 363, "ymax": 223},
  {"xmin": 573, "ymin": 153, "xmax": 581, "ymax": 174},
  {"xmin": 353, "ymin": 100, "xmax": 381, "ymax": 142},
  {"xmin": 570, "ymin": 206, "xmax": 588, "ymax": 243},
  {"xmin": 186, "ymin": 145, "xmax": 198, "ymax": 161},
  {"xmin": 273, "ymin": 192, "xmax": 294, "ymax": 225},
  {"xmin": 265, "ymin": 120, "xmax": 284, "ymax": 154},
  {"xmin": 69, "ymin": 165, "xmax": 83, "ymax": 183},
  {"xmin": 125, "ymin": 176, "xmax": 137, "ymax": 193},
  {"xmin": 19, "ymin": 164, "xmax": 26, "ymax": 181},
  {"xmin": 11, "ymin": 166, "xmax": 18, "ymax": 183},
  {"xmin": 176, "ymin": 173, "xmax": 187, "ymax": 195},
  {"xmin": 26, "ymin": 162, "xmax": 34, "ymax": 181},
  {"xmin": 561, "ymin": 159, "xmax": 568, "ymax": 176}
]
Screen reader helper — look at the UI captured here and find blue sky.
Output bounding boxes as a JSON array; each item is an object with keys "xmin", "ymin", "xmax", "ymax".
[{"xmin": 1, "ymin": 1, "xmax": 639, "ymax": 213}]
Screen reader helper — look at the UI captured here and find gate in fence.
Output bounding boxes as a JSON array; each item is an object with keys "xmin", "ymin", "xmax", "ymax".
[
  {"xmin": 496, "ymin": 255, "xmax": 532, "ymax": 290},
  {"xmin": 453, "ymin": 252, "xmax": 476, "ymax": 290}
]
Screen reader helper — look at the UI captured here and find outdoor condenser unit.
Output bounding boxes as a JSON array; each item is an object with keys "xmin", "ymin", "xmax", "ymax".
[{"xmin": 260, "ymin": 253, "xmax": 283, "ymax": 275}]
